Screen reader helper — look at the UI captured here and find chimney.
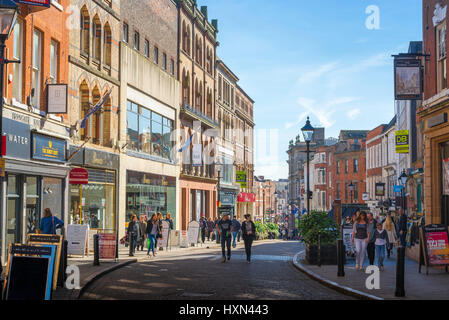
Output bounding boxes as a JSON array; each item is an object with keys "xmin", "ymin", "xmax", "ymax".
[
  {"xmin": 212, "ymin": 19, "xmax": 218, "ymax": 31},
  {"xmin": 200, "ymin": 6, "xmax": 208, "ymax": 19}
]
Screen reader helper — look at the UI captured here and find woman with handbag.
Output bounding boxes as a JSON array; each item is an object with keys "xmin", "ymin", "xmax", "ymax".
[
  {"xmin": 39, "ymin": 208, "xmax": 64, "ymax": 235},
  {"xmin": 146, "ymin": 214, "xmax": 160, "ymax": 257},
  {"xmin": 241, "ymin": 214, "xmax": 256, "ymax": 263}
]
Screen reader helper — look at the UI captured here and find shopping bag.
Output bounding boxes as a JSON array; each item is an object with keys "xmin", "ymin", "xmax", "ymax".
[{"xmin": 147, "ymin": 238, "xmax": 150, "ymax": 249}]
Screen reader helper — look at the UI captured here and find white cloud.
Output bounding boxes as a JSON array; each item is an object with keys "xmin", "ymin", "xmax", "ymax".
[
  {"xmin": 297, "ymin": 61, "xmax": 340, "ymax": 85},
  {"xmin": 347, "ymin": 108, "xmax": 361, "ymax": 120}
]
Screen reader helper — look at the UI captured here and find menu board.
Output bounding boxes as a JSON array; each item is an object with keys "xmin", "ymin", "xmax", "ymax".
[
  {"xmin": 187, "ymin": 221, "xmax": 200, "ymax": 245},
  {"xmin": 67, "ymin": 224, "xmax": 88, "ymax": 256},
  {"xmin": 157, "ymin": 221, "xmax": 170, "ymax": 249},
  {"xmin": 99, "ymin": 234, "xmax": 117, "ymax": 260},
  {"xmin": 342, "ymin": 224, "xmax": 354, "ymax": 255},
  {"xmin": 419, "ymin": 225, "xmax": 449, "ymax": 275}
]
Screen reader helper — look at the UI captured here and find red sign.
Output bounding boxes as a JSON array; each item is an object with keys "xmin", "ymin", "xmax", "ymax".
[
  {"xmin": 99, "ymin": 234, "xmax": 116, "ymax": 259},
  {"xmin": 14, "ymin": 0, "xmax": 50, "ymax": 7},
  {"xmin": 425, "ymin": 230, "xmax": 449, "ymax": 265},
  {"xmin": 237, "ymin": 193, "xmax": 256, "ymax": 203},
  {"xmin": 69, "ymin": 168, "xmax": 89, "ymax": 185}
]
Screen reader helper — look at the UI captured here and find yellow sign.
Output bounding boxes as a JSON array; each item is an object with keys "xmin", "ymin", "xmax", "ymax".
[
  {"xmin": 0, "ymin": 158, "xmax": 5, "ymax": 177},
  {"xmin": 396, "ymin": 130, "xmax": 409, "ymax": 154}
]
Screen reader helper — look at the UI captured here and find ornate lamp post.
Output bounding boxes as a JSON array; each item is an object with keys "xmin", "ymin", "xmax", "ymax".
[
  {"xmin": 301, "ymin": 117, "xmax": 315, "ymax": 214},
  {"xmin": 399, "ymin": 170, "xmax": 408, "ymax": 212}
]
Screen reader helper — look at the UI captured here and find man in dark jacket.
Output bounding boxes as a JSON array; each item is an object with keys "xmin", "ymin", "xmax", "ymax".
[
  {"xmin": 241, "ymin": 214, "xmax": 256, "ymax": 263},
  {"xmin": 200, "ymin": 216, "xmax": 207, "ymax": 244},
  {"xmin": 397, "ymin": 208, "xmax": 408, "ymax": 247},
  {"xmin": 127, "ymin": 215, "xmax": 140, "ymax": 256},
  {"xmin": 138, "ymin": 216, "xmax": 147, "ymax": 251}
]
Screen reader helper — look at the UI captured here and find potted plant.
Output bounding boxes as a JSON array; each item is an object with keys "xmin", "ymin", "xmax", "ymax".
[
  {"xmin": 254, "ymin": 221, "xmax": 268, "ymax": 240},
  {"xmin": 298, "ymin": 211, "xmax": 339, "ymax": 265},
  {"xmin": 266, "ymin": 222, "xmax": 280, "ymax": 239}
]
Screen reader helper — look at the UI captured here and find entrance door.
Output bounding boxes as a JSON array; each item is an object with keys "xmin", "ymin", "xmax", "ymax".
[
  {"xmin": 25, "ymin": 176, "xmax": 40, "ymax": 240},
  {"xmin": 6, "ymin": 175, "xmax": 21, "ymax": 248}
]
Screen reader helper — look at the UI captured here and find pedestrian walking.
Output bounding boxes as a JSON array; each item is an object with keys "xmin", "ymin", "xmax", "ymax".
[
  {"xmin": 231, "ymin": 216, "xmax": 241, "ymax": 248},
  {"xmin": 200, "ymin": 216, "xmax": 207, "ymax": 244},
  {"xmin": 397, "ymin": 208, "xmax": 408, "ymax": 247},
  {"xmin": 38, "ymin": 208, "xmax": 64, "ymax": 235},
  {"xmin": 366, "ymin": 212, "xmax": 378, "ymax": 266},
  {"xmin": 241, "ymin": 214, "xmax": 256, "ymax": 263},
  {"xmin": 216, "ymin": 214, "xmax": 233, "ymax": 263},
  {"xmin": 146, "ymin": 214, "xmax": 160, "ymax": 257},
  {"xmin": 139, "ymin": 215, "xmax": 147, "ymax": 251},
  {"xmin": 352, "ymin": 211, "xmax": 370, "ymax": 270},
  {"xmin": 165, "ymin": 213, "xmax": 174, "ymax": 230},
  {"xmin": 383, "ymin": 214, "xmax": 398, "ymax": 258},
  {"xmin": 207, "ymin": 218, "xmax": 214, "ymax": 241},
  {"xmin": 373, "ymin": 222, "xmax": 390, "ymax": 271},
  {"xmin": 156, "ymin": 212, "xmax": 164, "ymax": 251},
  {"xmin": 127, "ymin": 215, "xmax": 140, "ymax": 256}
]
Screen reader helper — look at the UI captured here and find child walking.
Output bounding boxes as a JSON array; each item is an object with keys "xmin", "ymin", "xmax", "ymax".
[{"xmin": 373, "ymin": 222, "xmax": 390, "ymax": 271}]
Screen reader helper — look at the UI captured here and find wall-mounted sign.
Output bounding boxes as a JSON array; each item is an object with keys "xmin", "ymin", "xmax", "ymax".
[
  {"xmin": 394, "ymin": 58, "xmax": 422, "ymax": 100},
  {"xmin": 394, "ymin": 185, "xmax": 404, "ymax": 193},
  {"xmin": 236, "ymin": 171, "xmax": 247, "ymax": 188},
  {"xmin": 375, "ymin": 183, "xmax": 385, "ymax": 197},
  {"xmin": 396, "ymin": 130, "xmax": 410, "ymax": 154},
  {"xmin": 419, "ymin": 224, "xmax": 449, "ymax": 275},
  {"xmin": 3, "ymin": 118, "xmax": 31, "ymax": 160},
  {"xmin": 237, "ymin": 192, "xmax": 255, "ymax": 203},
  {"xmin": 32, "ymin": 133, "xmax": 66, "ymax": 163},
  {"xmin": 69, "ymin": 168, "xmax": 89, "ymax": 185},
  {"xmin": 47, "ymin": 84, "xmax": 68, "ymax": 114},
  {"xmin": 14, "ymin": 0, "xmax": 50, "ymax": 7},
  {"xmin": 192, "ymin": 144, "xmax": 202, "ymax": 167},
  {"xmin": 362, "ymin": 193, "xmax": 369, "ymax": 201}
]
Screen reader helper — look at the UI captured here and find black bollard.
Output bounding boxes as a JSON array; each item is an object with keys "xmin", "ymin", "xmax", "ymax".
[
  {"xmin": 395, "ymin": 246, "xmax": 406, "ymax": 297},
  {"xmin": 93, "ymin": 234, "xmax": 100, "ymax": 266},
  {"xmin": 337, "ymin": 239, "xmax": 345, "ymax": 277},
  {"xmin": 318, "ymin": 232, "xmax": 322, "ymax": 267},
  {"xmin": 129, "ymin": 232, "xmax": 134, "ymax": 257}
]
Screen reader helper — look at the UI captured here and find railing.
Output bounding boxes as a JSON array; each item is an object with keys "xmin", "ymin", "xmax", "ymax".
[{"xmin": 181, "ymin": 103, "xmax": 219, "ymax": 128}]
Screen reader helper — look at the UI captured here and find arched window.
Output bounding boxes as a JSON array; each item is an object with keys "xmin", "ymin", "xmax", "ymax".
[
  {"xmin": 186, "ymin": 26, "xmax": 191, "ymax": 55},
  {"xmin": 80, "ymin": 6, "xmax": 90, "ymax": 56},
  {"xmin": 91, "ymin": 86, "xmax": 102, "ymax": 144},
  {"xmin": 182, "ymin": 21, "xmax": 187, "ymax": 52},
  {"xmin": 102, "ymin": 90, "xmax": 112, "ymax": 146},
  {"xmin": 80, "ymin": 81, "xmax": 90, "ymax": 141},
  {"xmin": 206, "ymin": 88, "xmax": 212, "ymax": 118},
  {"xmin": 198, "ymin": 39, "xmax": 202, "ymax": 66},
  {"xmin": 182, "ymin": 69, "xmax": 190, "ymax": 106},
  {"xmin": 103, "ymin": 22, "xmax": 112, "ymax": 67},
  {"xmin": 194, "ymin": 78, "xmax": 199, "ymax": 110},
  {"xmin": 92, "ymin": 15, "xmax": 102, "ymax": 62}
]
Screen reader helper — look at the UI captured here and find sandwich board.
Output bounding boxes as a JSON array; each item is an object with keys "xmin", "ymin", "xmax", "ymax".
[{"xmin": 419, "ymin": 224, "xmax": 449, "ymax": 275}]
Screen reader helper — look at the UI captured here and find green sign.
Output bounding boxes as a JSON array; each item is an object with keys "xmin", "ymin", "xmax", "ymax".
[
  {"xmin": 236, "ymin": 171, "xmax": 247, "ymax": 188},
  {"xmin": 396, "ymin": 130, "xmax": 409, "ymax": 154}
]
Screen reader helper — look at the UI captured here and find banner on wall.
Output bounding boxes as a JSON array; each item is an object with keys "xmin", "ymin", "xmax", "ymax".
[{"xmin": 396, "ymin": 130, "xmax": 410, "ymax": 154}]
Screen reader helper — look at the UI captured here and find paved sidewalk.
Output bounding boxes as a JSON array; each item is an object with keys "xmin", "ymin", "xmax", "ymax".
[
  {"xmin": 52, "ymin": 239, "xmax": 224, "ymax": 300},
  {"xmin": 293, "ymin": 250, "xmax": 449, "ymax": 300}
]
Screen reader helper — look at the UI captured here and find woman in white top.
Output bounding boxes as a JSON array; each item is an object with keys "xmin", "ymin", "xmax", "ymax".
[{"xmin": 382, "ymin": 215, "xmax": 398, "ymax": 259}]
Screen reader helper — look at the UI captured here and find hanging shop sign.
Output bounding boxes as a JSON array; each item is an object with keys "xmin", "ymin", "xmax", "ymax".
[
  {"xmin": 395, "ymin": 130, "xmax": 410, "ymax": 154},
  {"xmin": 362, "ymin": 193, "xmax": 369, "ymax": 201},
  {"xmin": 14, "ymin": 0, "xmax": 50, "ymax": 7},
  {"xmin": 394, "ymin": 57, "xmax": 422, "ymax": 100},
  {"xmin": 419, "ymin": 225, "xmax": 449, "ymax": 275},
  {"xmin": 2, "ymin": 118, "xmax": 31, "ymax": 160},
  {"xmin": 236, "ymin": 171, "xmax": 247, "ymax": 188},
  {"xmin": 4, "ymin": 244, "xmax": 56, "ymax": 300},
  {"xmin": 375, "ymin": 183, "xmax": 385, "ymax": 197},
  {"xmin": 394, "ymin": 185, "xmax": 403, "ymax": 193},
  {"xmin": 47, "ymin": 84, "xmax": 68, "ymax": 114},
  {"xmin": 32, "ymin": 133, "xmax": 66, "ymax": 163},
  {"xmin": 69, "ymin": 168, "xmax": 89, "ymax": 185},
  {"xmin": 192, "ymin": 144, "xmax": 203, "ymax": 167}
]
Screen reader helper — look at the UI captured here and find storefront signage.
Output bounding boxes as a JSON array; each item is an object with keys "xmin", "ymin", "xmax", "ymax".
[
  {"xmin": 99, "ymin": 234, "xmax": 117, "ymax": 260},
  {"xmin": 419, "ymin": 225, "xmax": 449, "ymax": 275},
  {"xmin": 395, "ymin": 130, "xmax": 409, "ymax": 154},
  {"xmin": 394, "ymin": 57, "xmax": 422, "ymax": 100},
  {"xmin": 85, "ymin": 148, "xmax": 119, "ymax": 169},
  {"xmin": 394, "ymin": 185, "xmax": 404, "ymax": 193},
  {"xmin": 428, "ymin": 113, "xmax": 448, "ymax": 128},
  {"xmin": 47, "ymin": 84, "xmax": 68, "ymax": 114},
  {"xmin": 69, "ymin": 168, "xmax": 89, "ymax": 185},
  {"xmin": 237, "ymin": 192, "xmax": 256, "ymax": 203},
  {"xmin": 3, "ymin": 118, "xmax": 31, "ymax": 160},
  {"xmin": 236, "ymin": 171, "xmax": 247, "ymax": 188},
  {"xmin": 219, "ymin": 192, "xmax": 235, "ymax": 207},
  {"xmin": 14, "ymin": 0, "xmax": 50, "ymax": 7},
  {"xmin": 67, "ymin": 224, "xmax": 88, "ymax": 256},
  {"xmin": 5, "ymin": 244, "xmax": 56, "ymax": 301},
  {"xmin": 375, "ymin": 183, "xmax": 385, "ymax": 197},
  {"xmin": 187, "ymin": 221, "xmax": 200, "ymax": 245},
  {"xmin": 32, "ymin": 133, "xmax": 66, "ymax": 163},
  {"xmin": 192, "ymin": 144, "xmax": 203, "ymax": 167}
]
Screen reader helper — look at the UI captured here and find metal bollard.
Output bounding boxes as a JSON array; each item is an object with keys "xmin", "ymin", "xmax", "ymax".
[
  {"xmin": 317, "ymin": 233, "xmax": 321, "ymax": 266},
  {"xmin": 129, "ymin": 232, "xmax": 134, "ymax": 257},
  {"xmin": 93, "ymin": 234, "xmax": 100, "ymax": 266},
  {"xmin": 337, "ymin": 239, "xmax": 345, "ymax": 277},
  {"xmin": 395, "ymin": 246, "xmax": 406, "ymax": 297}
]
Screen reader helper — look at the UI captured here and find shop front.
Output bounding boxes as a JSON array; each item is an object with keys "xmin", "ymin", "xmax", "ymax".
[
  {"xmin": 1, "ymin": 117, "xmax": 69, "ymax": 263},
  {"xmin": 237, "ymin": 192, "xmax": 256, "ymax": 220},
  {"xmin": 68, "ymin": 146, "xmax": 119, "ymax": 233},
  {"xmin": 218, "ymin": 188, "xmax": 237, "ymax": 218},
  {"xmin": 126, "ymin": 171, "xmax": 176, "ymax": 224}
]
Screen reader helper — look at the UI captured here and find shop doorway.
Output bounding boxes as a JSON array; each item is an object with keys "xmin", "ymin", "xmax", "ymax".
[{"xmin": 6, "ymin": 175, "xmax": 21, "ymax": 249}]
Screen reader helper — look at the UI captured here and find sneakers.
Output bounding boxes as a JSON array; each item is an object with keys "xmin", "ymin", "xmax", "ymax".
[
  {"xmin": 227, "ymin": 255, "xmax": 231, "ymax": 261},
  {"xmin": 221, "ymin": 257, "xmax": 226, "ymax": 263}
]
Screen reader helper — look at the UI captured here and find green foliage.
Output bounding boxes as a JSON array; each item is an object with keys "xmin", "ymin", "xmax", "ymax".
[
  {"xmin": 298, "ymin": 211, "xmax": 339, "ymax": 246},
  {"xmin": 254, "ymin": 221, "xmax": 268, "ymax": 240},
  {"xmin": 266, "ymin": 222, "xmax": 280, "ymax": 238}
]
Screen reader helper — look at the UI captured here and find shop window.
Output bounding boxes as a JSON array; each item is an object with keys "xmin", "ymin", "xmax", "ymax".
[
  {"xmin": 6, "ymin": 175, "xmax": 20, "ymax": 251},
  {"xmin": 440, "ymin": 142, "xmax": 449, "ymax": 225},
  {"xmin": 42, "ymin": 177, "xmax": 63, "ymax": 223}
]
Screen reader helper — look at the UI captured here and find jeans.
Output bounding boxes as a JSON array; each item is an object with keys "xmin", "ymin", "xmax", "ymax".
[
  {"xmin": 375, "ymin": 245, "xmax": 386, "ymax": 267},
  {"xmin": 221, "ymin": 236, "xmax": 232, "ymax": 258},
  {"xmin": 399, "ymin": 231, "xmax": 407, "ymax": 247},
  {"xmin": 244, "ymin": 238, "xmax": 254, "ymax": 261},
  {"xmin": 232, "ymin": 231, "xmax": 239, "ymax": 246},
  {"xmin": 354, "ymin": 238, "xmax": 367, "ymax": 268},
  {"xmin": 131, "ymin": 234, "xmax": 138, "ymax": 254},
  {"xmin": 367, "ymin": 242, "xmax": 375, "ymax": 265},
  {"xmin": 201, "ymin": 229, "xmax": 206, "ymax": 243},
  {"xmin": 147, "ymin": 234, "xmax": 156, "ymax": 256}
]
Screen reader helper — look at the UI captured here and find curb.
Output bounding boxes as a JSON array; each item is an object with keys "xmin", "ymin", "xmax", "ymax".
[
  {"xmin": 292, "ymin": 252, "xmax": 384, "ymax": 301},
  {"xmin": 75, "ymin": 259, "xmax": 138, "ymax": 300}
]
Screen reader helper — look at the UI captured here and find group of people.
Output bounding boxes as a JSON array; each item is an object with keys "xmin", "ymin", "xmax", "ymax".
[
  {"xmin": 127, "ymin": 212, "xmax": 174, "ymax": 257},
  {"xmin": 199, "ymin": 215, "xmax": 243, "ymax": 248},
  {"xmin": 350, "ymin": 208, "xmax": 408, "ymax": 271}
]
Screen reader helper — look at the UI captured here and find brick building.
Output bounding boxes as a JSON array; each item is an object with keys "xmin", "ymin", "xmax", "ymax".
[{"xmin": 366, "ymin": 124, "xmax": 387, "ymax": 212}]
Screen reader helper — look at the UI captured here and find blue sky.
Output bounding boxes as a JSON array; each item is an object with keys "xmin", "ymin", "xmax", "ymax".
[{"xmin": 202, "ymin": 0, "xmax": 422, "ymax": 180}]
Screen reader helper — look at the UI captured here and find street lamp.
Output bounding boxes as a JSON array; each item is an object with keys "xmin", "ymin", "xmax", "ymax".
[
  {"xmin": 216, "ymin": 160, "xmax": 223, "ymax": 218},
  {"xmin": 399, "ymin": 170, "xmax": 408, "ymax": 212},
  {"xmin": 349, "ymin": 181, "xmax": 354, "ymax": 204},
  {"xmin": 0, "ymin": 0, "xmax": 19, "ymax": 158},
  {"xmin": 302, "ymin": 117, "xmax": 314, "ymax": 215}
]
